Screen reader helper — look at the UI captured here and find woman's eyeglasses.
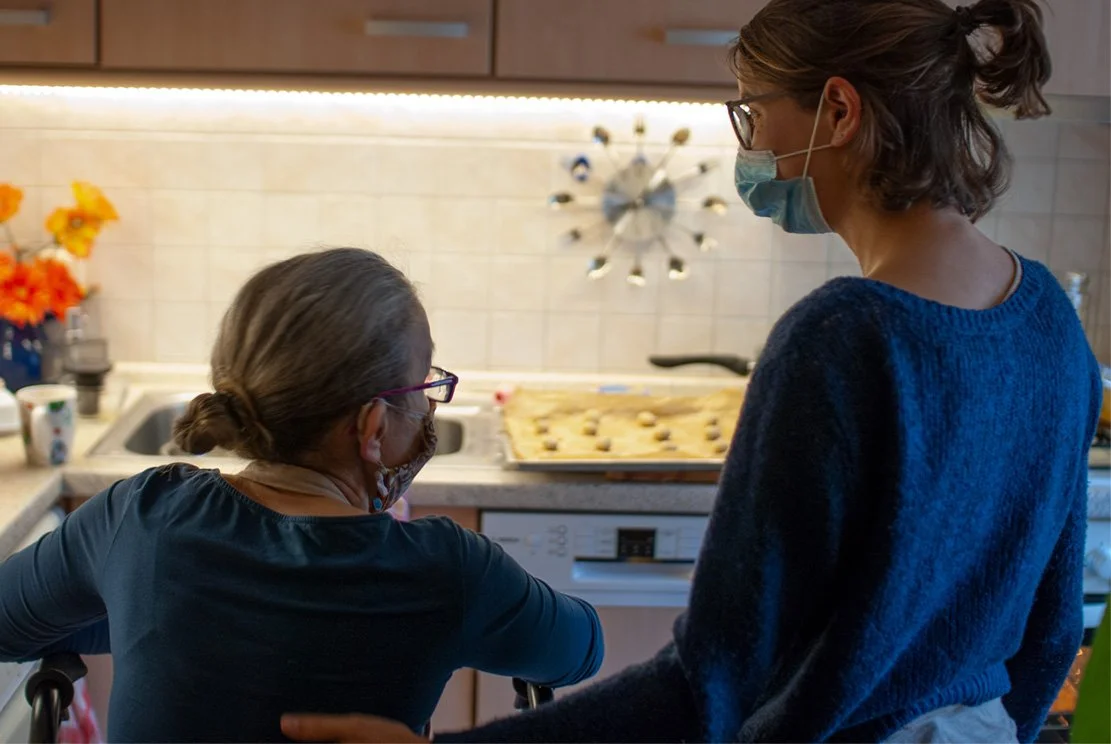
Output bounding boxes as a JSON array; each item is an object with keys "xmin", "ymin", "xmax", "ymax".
[
  {"xmin": 725, "ymin": 92, "xmax": 785, "ymax": 150},
  {"xmin": 374, "ymin": 366, "xmax": 459, "ymax": 404}
]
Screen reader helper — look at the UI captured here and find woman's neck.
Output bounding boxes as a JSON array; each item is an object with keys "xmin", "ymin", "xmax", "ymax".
[
  {"xmin": 229, "ymin": 460, "xmax": 372, "ymax": 516},
  {"xmin": 837, "ymin": 200, "xmax": 1017, "ymax": 310}
]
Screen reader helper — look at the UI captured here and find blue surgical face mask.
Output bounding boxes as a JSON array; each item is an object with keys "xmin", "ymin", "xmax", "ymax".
[{"xmin": 733, "ymin": 95, "xmax": 834, "ymax": 235}]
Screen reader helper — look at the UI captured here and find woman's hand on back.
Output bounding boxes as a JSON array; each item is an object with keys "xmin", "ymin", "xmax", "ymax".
[{"xmin": 281, "ymin": 713, "xmax": 427, "ymax": 743}]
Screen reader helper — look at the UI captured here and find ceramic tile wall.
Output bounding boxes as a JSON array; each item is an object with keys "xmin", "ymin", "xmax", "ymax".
[{"xmin": 0, "ymin": 87, "xmax": 1107, "ymax": 372}]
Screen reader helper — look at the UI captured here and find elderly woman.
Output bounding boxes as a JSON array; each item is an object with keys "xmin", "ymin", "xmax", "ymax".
[
  {"xmin": 282, "ymin": 0, "xmax": 1102, "ymax": 742},
  {"xmin": 0, "ymin": 248, "xmax": 603, "ymax": 742}
]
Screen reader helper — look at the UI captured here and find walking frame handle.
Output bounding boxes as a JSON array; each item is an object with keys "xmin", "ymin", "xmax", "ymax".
[{"xmin": 25, "ymin": 653, "xmax": 87, "ymax": 744}]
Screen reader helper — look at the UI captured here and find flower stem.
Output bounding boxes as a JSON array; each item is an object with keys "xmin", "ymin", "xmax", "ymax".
[
  {"xmin": 25, "ymin": 240, "xmax": 57, "ymax": 257},
  {"xmin": 2, "ymin": 222, "xmax": 17, "ymax": 260}
]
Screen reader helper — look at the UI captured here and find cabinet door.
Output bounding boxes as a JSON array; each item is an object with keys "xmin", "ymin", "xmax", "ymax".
[
  {"xmin": 1041, "ymin": 0, "xmax": 1110, "ymax": 97},
  {"xmin": 0, "ymin": 0, "xmax": 95, "ymax": 65},
  {"xmin": 101, "ymin": 0, "xmax": 492, "ymax": 76},
  {"xmin": 496, "ymin": 0, "xmax": 761, "ymax": 86}
]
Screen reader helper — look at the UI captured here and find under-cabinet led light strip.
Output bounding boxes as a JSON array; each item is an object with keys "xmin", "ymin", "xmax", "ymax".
[{"xmin": 0, "ymin": 84, "xmax": 725, "ymax": 114}]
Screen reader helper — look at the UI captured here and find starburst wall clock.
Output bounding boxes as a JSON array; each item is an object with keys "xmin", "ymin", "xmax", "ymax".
[{"xmin": 548, "ymin": 116, "xmax": 729, "ymax": 285}]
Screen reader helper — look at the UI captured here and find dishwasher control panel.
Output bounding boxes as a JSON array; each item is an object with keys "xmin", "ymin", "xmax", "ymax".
[{"xmin": 480, "ymin": 511, "xmax": 710, "ymax": 607}]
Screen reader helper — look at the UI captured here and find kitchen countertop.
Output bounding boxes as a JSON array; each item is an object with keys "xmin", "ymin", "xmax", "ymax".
[
  {"xmin": 0, "ymin": 367, "xmax": 731, "ymax": 557},
  {"xmin": 0, "ymin": 421, "xmax": 723, "ymax": 557},
  {"xmin": 1, "ymin": 365, "xmax": 1109, "ymax": 558},
  {"xmin": 0, "ymin": 414, "xmax": 113, "ymax": 558}
]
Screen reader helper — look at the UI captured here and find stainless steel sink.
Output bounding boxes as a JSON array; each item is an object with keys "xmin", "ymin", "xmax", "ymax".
[{"xmin": 88, "ymin": 391, "xmax": 496, "ymax": 465}]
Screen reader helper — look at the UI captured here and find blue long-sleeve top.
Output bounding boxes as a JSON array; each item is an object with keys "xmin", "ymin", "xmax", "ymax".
[
  {"xmin": 440, "ymin": 256, "xmax": 1102, "ymax": 743},
  {"xmin": 0, "ymin": 464, "xmax": 604, "ymax": 742}
]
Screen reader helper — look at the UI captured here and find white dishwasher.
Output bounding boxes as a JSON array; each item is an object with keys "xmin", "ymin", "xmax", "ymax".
[
  {"xmin": 0, "ymin": 508, "xmax": 65, "ymax": 744},
  {"xmin": 474, "ymin": 510, "xmax": 709, "ymax": 724}
]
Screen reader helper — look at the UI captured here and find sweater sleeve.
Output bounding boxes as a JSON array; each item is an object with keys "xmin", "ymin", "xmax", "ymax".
[
  {"xmin": 1002, "ymin": 473, "xmax": 1086, "ymax": 743},
  {"xmin": 456, "ymin": 526, "xmax": 604, "ymax": 688},
  {"xmin": 436, "ymin": 641, "xmax": 700, "ymax": 744},
  {"xmin": 0, "ymin": 480, "xmax": 132, "ymax": 661},
  {"xmin": 674, "ymin": 335, "xmax": 872, "ymax": 742}
]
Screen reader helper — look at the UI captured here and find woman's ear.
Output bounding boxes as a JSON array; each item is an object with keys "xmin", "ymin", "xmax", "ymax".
[
  {"xmin": 825, "ymin": 76, "xmax": 862, "ymax": 147},
  {"xmin": 356, "ymin": 400, "xmax": 388, "ymax": 464}
]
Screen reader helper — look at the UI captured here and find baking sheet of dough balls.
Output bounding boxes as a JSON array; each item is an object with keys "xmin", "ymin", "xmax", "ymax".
[{"xmin": 501, "ymin": 387, "xmax": 744, "ymax": 462}]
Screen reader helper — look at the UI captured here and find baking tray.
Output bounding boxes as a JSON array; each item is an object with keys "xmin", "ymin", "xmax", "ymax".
[
  {"xmin": 499, "ymin": 431, "xmax": 727, "ymax": 473},
  {"xmin": 497, "ymin": 387, "xmax": 741, "ymax": 473}
]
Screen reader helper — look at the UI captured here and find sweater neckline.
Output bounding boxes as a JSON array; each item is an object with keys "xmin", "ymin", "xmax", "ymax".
[
  {"xmin": 834, "ymin": 251, "xmax": 1045, "ymax": 334},
  {"xmin": 200, "ymin": 468, "xmax": 391, "ymax": 525}
]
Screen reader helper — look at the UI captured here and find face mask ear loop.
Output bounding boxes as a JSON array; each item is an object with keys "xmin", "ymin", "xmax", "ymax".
[{"xmin": 802, "ymin": 86, "xmax": 827, "ymax": 179}]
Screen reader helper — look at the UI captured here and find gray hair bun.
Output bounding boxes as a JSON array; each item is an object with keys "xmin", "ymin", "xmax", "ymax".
[{"xmin": 172, "ymin": 388, "xmax": 276, "ymax": 460}]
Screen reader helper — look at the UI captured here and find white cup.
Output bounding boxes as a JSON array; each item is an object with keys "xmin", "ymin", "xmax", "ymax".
[{"xmin": 16, "ymin": 385, "xmax": 78, "ymax": 467}]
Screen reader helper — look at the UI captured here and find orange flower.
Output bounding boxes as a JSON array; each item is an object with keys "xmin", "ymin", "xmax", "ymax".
[
  {"xmin": 0, "ymin": 252, "xmax": 13, "ymax": 279},
  {"xmin": 0, "ymin": 184, "xmax": 23, "ymax": 223},
  {"xmin": 46, "ymin": 207, "xmax": 103, "ymax": 258},
  {"xmin": 0, "ymin": 260, "xmax": 51, "ymax": 327},
  {"xmin": 72, "ymin": 182, "xmax": 118, "ymax": 222},
  {"xmin": 32, "ymin": 258, "xmax": 84, "ymax": 320}
]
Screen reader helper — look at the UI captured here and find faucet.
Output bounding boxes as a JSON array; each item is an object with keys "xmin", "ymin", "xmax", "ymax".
[
  {"xmin": 61, "ymin": 305, "xmax": 113, "ymax": 417},
  {"xmin": 64, "ymin": 306, "xmax": 88, "ymax": 346}
]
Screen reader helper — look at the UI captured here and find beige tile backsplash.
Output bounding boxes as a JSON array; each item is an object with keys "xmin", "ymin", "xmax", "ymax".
[{"xmin": 1, "ymin": 88, "xmax": 1108, "ymax": 373}]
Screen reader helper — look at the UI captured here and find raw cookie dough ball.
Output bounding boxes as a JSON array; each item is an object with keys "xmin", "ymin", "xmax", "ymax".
[
  {"xmin": 535, "ymin": 419, "xmax": 550, "ymax": 435},
  {"xmin": 595, "ymin": 437, "xmax": 612, "ymax": 452},
  {"xmin": 653, "ymin": 427, "xmax": 671, "ymax": 441},
  {"xmin": 704, "ymin": 414, "xmax": 719, "ymax": 427},
  {"xmin": 543, "ymin": 437, "xmax": 559, "ymax": 451},
  {"xmin": 585, "ymin": 408, "xmax": 602, "ymax": 422},
  {"xmin": 705, "ymin": 425, "xmax": 722, "ymax": 441},
  {"xmin": 712, "ymin": 440, "xmax": 728, "ymax": 454},
  {"xmin": 582, "ymin": 421, "xmax": 598, "ymax": 436},
  {"xmin": 637, "ymin": 411, "xmax": 657, "ymax": 427}
]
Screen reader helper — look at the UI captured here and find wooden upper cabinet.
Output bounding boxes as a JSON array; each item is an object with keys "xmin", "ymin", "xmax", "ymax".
[
  {"xmin": 1040, "ymin": 0, "xmax": 1110, "ymax": 98},
  {"xmin": 0, "ymin": 0, "xmax": 95, "ymax": 65},
  {"xmin": 495, "ymin": 0, "xmax": 761, "ymax": 87},
  {"xmin": 100, "ymin": 0, "xmax": 493, "ymax": 76}
]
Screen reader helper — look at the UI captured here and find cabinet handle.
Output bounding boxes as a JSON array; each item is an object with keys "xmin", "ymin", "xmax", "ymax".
[
  {"xmin": 0, "ymin": 9, "xmax": 51, "ymax": 26},
  {"xmin": 664, "ymin": 28, "xmax": 737, "ymax": 47},
  {"xmin": 363, "ymin": 20, "xmax": 469, "ymax": 39}
]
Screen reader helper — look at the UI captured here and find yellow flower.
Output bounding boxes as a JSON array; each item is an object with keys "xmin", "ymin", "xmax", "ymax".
[
  {"xmin": 0, "ymin": 184, "xmax": 23, "ymax": 223},
  {"xmin": 46, "ymin": 207, "xmax": 102, "ymax": 259},
  {"xmin": 72, "ymin": 182, "xmax": 118, "ymax": 222}
]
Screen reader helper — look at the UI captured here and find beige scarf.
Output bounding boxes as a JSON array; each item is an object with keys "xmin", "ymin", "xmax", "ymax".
[{"xmin": 236, "ymin": 460, "xmax": 367, "ymax": 510}]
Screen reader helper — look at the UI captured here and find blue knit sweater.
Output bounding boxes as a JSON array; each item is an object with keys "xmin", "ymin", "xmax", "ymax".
[{"xmin": 441, "ymin": 256, "xmax": 1102, "ymax": 743}]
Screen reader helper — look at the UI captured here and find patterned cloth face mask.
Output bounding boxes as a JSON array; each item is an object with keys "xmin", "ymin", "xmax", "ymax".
[{"xmin": 371, "ymin": 405, "xmax": 437, "ymax": 513}]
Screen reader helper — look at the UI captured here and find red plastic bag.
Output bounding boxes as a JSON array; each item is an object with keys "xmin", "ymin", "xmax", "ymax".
[{"xmin": 58, "ymin": 677, "xmax": 103, "ymax": 744}]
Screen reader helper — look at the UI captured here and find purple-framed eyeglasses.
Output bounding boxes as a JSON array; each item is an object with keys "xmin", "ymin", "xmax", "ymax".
[{"xmin": 374, "ymin": 366, "xmax": 458, "ymax": 404}]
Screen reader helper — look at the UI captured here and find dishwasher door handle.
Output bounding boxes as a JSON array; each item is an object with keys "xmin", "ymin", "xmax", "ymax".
[{"xmin": 571, "ymin": 560, "xmax": 695, "ymax": 587}]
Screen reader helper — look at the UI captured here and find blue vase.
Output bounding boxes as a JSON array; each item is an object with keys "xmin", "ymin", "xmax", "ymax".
[{"xmin": 0, "ymin": 321, "xmax": 44, "ymax": 392}]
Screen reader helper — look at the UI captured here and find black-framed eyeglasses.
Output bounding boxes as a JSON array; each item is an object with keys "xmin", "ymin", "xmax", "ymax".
[
  {"xmin": 725, "ymin": 92, "xmax": 784, "ymax": 150},
  {"xmin": 374, "ymin": 366, "xmax": 459, "ymax": 404}
]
